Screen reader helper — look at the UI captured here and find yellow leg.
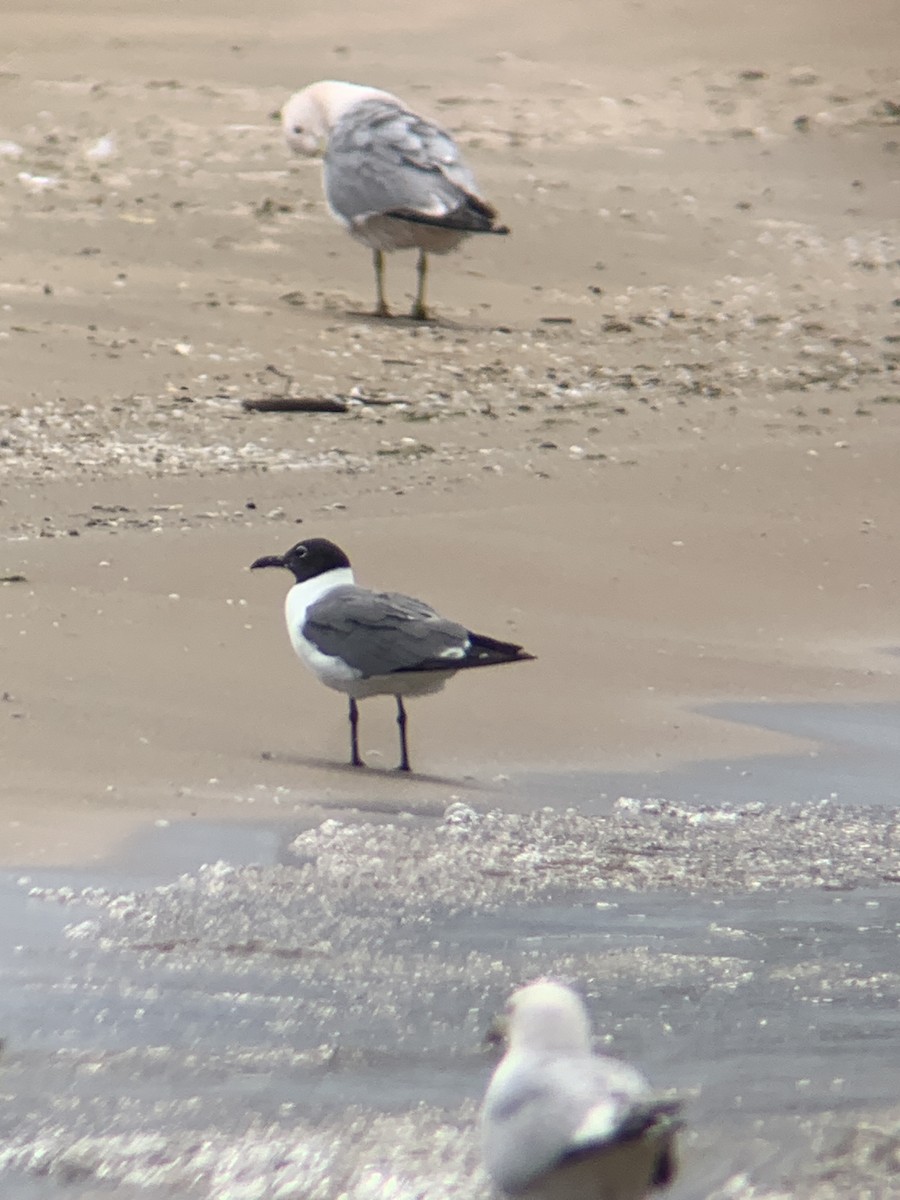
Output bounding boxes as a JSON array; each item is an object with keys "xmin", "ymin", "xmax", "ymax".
[
  {"xmin": 372, "ymin": 250, "xmax": 391, "ymax": 318},
  {"xmin": 411, "ymin": 250, "xmax": 430, "ymax": 321}
]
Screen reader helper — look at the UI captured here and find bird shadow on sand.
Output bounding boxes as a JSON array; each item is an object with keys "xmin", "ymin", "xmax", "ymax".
[
  {"xmin": 260, "ymin": 749, "xmax": 491, "ymax": 791},
  {"xmin": 342, "ymin": 308, "xmax": 502, "ymax": 333},
  {"xmin": 345, "ymin": 308, "xmax": 442, "ymax": 327},
  {"xmin": 284, "ymin": 299, "xmax": 499, "ymax": 334},
  {"xmin": 278, "ymin": 294, "xmax": 454, "ymax": 326}
]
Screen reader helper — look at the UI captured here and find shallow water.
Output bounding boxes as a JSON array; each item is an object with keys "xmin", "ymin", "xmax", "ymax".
[
  {"xmin": 515, "ymin": 701, "xmax": 900, "ymax": 811},
  {"xmin": 0, "ymin": 796, "xmax": 899, "ymax": 1200}
]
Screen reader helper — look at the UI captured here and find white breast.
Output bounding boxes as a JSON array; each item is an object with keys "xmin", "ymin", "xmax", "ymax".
[{"xmin": 284, "ymin": 567, "xmax": 362, "ymax": 692}]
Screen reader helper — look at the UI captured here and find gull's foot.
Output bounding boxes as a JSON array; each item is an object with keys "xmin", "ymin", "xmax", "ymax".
[
  {"xmin": 409, "ymin": 302, "xmax": 432, "ymax": 321},
  {"xmin": 371, "ymin": 302, "xmax": 393, "ymax": 319}
]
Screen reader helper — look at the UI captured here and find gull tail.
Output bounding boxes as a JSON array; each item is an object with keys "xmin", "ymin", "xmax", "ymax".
[
  {"xmin": 460, "ymin": 631, "xmax": 535, "ymax": 667},
  {"xmin": 401, "ymin": 632, "xmax": 535, "ymax": 674},
  {"xmin": 561, "ymin": 1098, "xmax": 683, "ymax": 1192},
  {"xmin": 386, "ymin": 196, "xmax": 510, "ymax": 236}
]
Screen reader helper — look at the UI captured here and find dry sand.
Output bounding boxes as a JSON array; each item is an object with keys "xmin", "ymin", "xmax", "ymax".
[{"xmin": 1, "ymin": 0, "xmax": 899, "ymax": 864}]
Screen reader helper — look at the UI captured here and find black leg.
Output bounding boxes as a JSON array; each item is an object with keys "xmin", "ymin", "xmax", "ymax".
[
  {"xmin": 348, "ymin": 697, "xmax": 364, "ymax": 767},
  {"xmin": 395, "ymin": 696, "xmax": 411, "ymax": 772}
]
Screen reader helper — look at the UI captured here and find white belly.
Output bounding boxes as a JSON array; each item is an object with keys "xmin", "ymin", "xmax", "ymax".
[
  {"xmin": 339, "ymin": 668, "xmax": 455, "ymax": 700},
  {"xmin": 290, "ymin": 631, "xmax": 455, "ymax": 699}
]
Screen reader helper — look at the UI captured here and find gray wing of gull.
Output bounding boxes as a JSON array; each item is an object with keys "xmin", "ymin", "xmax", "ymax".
[
  {"xmin": 324, "ymin": 98, "xmax": 496, "ymax": 228},
  {"xmin": 482, "ymin": 1051, "xmax": 679, "ymax": 1195},
  {"xmin": 303, "ymin": 584, "xmax": 469, "ymax": 678}
]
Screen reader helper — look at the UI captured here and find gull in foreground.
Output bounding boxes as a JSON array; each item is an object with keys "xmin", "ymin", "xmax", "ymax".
[
  {"xmin": 481, "ymin": 981, "xmax": 682, "ymax": 1200},
  {"xmin": 250, "ymin": 537, "xmax": 534, "ymax": 772},
  {"xmin": 281, "ymin": 80, "xmax": 509, "ymax": 319}
]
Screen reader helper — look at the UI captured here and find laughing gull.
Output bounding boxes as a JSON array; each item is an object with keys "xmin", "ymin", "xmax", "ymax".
[
  {"xmin": 250, "ymin": 537, "xmax": 534, "ymax": 772},
  {"xmin": 281, "ymin": 80, "xmax": 509, "ymax": 319},
  {"xmin": 481, "ymin": 981, "xmax": 682, "ymax": 1200}
]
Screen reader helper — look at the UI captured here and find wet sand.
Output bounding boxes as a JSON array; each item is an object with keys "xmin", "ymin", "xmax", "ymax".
[
  {"xmin": 2, "ymin": 0, "xmax": 899, "ymax": 860},
  {"xmin": 4, "ymin": 437, "xmax": 900, "ymax": 864},
  {"xmin": 1, "ymin": 0, "xmax": 900, "ymax": 1196}
]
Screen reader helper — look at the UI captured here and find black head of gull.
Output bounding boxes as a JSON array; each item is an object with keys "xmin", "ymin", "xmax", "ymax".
[
  {"xmin": 250, "ymin": 537, "xmax": 535, "ymax": 773},
  {"xmin": 250, "ymin": 537, "xmax": 350, "ymax": 584}
]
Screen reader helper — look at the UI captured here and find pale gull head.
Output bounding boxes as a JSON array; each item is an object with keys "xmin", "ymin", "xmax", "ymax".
[
  {"xmin": 505, "ymin": 979, "xmax": 593, "ymax": 1056},
  {"xmin": 281, "ymin": 80, "xmax": 398, "ymax": 155}
]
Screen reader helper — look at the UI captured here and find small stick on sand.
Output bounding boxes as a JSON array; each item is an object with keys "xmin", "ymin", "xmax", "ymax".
[{"xmin": 241, "ymin": 396, "xmax": 349, "ymax": 413}]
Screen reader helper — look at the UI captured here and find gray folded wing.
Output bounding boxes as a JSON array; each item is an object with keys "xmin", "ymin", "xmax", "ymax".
[
  {"xmin": 303, "ymin": 585, "xmax": 470, "ymax": 677},
  {"xmin": 324, "ymin": 98, "xmax": 496, "ymax": 229},
  {"xmin": 482, "ymin": 1053, "xmax": 678, "ymax": 1195}
]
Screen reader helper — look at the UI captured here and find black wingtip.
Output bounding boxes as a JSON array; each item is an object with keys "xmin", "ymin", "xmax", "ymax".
[
  {"xmin": 616, "ymin": 1099, "xmax": 684, "ymax": 1141},
  {"xmin": 385, "ymin": 207, "xmax": 509, "ymax": 236},
  {"xmin": 393, "ymin": 633, "xmax": 535, "ymax": 675},
  {"xmin": 554, "ymin": 1101, "xmax": 682, "ymax": 1186},
  {"xmin": 463, "ymin": 631, "xmax": 535, "ymax": 666},
  {"xmin": 651, "ymin": 1143, "xmax": 678, "ymax": 1189}
]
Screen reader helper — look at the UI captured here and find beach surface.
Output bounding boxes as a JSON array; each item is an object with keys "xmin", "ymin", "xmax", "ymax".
[{"xmin": 0, "ymin": 1, "xmax": 899, "ymax": 1196}]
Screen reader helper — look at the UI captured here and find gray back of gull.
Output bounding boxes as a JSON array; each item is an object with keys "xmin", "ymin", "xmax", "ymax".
[
  {"xmin": 324, "ymin": 98, "xmax": 484, "ymax": 225},
  {"xmin": 303, "ymin": 585, "xmax": 469, "ymax": 677}
]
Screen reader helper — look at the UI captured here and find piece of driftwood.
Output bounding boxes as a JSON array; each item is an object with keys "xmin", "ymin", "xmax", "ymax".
[{"xmin": 242, "ymin": 396, "xmax": 348, "ymax": 413}]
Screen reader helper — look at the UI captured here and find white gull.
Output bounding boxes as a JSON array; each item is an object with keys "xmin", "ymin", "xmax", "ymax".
[
  {"xmin": 481, "ymin": 981, "xmax": 683, "ymax": 1200},
  {"xmin": 281, "ymin": 80, "xmax": 508, "ymax": 319}
]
